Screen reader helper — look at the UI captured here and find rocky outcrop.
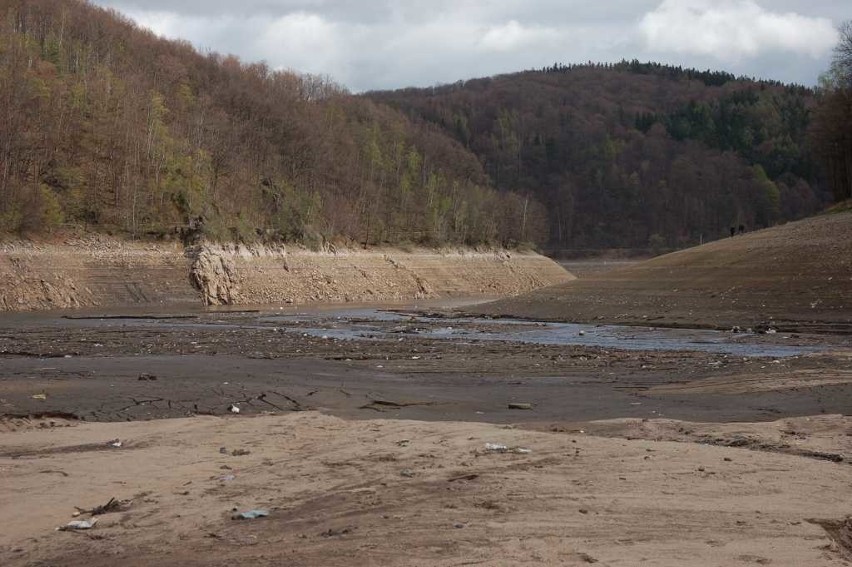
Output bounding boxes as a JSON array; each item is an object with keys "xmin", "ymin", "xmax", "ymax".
[
  {"xmin": 0, "ymin": 238, "xmax": 574, "ymax": 311},
  {"xmin": 187, "ymin": 245, "xmax": 239, "ymax": 306}
]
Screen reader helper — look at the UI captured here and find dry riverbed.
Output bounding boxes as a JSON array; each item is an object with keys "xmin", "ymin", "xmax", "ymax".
[{"xmin": 1, "ymin": 303, "xmax": 851, "ymax": 566}]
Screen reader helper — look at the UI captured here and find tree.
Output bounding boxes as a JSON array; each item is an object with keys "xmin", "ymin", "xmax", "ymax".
[{"xmin": 811, "ymin": 21, "xmax": 852, "ymax": 203}]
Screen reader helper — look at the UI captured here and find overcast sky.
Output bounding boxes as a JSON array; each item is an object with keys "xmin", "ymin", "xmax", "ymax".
[{"xmin": 91, "ymin": 0, "xmax": 848, "ymax": 92}]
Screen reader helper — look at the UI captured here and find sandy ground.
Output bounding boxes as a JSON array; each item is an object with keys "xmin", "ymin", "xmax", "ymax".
[
  {"xmin": 1, "ymin": 412, "xmax": 851, "ymax": 566},
  {"xmin": 479, "ymin": 212, "xmax": 852, "ymax": 332}
]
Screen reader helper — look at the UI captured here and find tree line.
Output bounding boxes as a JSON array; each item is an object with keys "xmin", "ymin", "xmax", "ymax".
[
  {"xmin": 0, "ymin": 0, "xmax": 544, "ymax": 247},
  {"xmin": 370, "ymin": 62, "xmax": 835, "ymax": 250}
]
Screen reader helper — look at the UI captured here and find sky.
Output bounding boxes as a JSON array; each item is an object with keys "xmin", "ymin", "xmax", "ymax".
[{"xmin": 91, "ymin": 0, "xmax": 848, "ymax": 92}]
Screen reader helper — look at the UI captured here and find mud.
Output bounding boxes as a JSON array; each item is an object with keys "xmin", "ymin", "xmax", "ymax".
[{"xmin": 1, "ymin": 306, "xmax": 850, "ymax": 424}]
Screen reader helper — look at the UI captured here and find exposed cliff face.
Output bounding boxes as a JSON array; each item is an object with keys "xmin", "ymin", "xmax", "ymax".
[
  {"xmin": 189, "ymin": 244, "xmax": 573, "ymax": 306},
  {"xmin": 0, "ymin": 239, "xmax": 573, "ymax": 311}
]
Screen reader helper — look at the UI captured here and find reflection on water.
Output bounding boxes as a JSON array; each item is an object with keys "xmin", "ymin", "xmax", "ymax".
[
  {"xmin": 263, "ymin": 309, "xmax": 822, "ymax": 359},
  {"xmin": 6, "ymin": 298, "xmax": 826, "ymax": 359}
]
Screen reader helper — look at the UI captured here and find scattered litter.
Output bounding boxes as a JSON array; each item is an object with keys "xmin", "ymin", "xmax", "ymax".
[
  {"xmin": 219, "ymin": 447, "xmax": 228, "ymax": 455},
  {"xmin": 484, "ymin": 443, "xmax": 532, "ymax": 455},
  {"xmin": 411, "ymin": 356, "xmax": 421, "ymax": 360},
  {"xmin": 107, "ymin": 439, "xmax": 122, "ymax": 448},
  {"xmin": 396, "ymin": 439, "xmax": 411, "ymax": 447},
  {"xmin": 138, "ymin": 373, "xmax": 158, "ymax": 381},
  {"xmin": 32, "ymin": 393, "xmax": 47, "ymax": 400},
  {"xmin": 231, "ymin": 509, "xmax": 269, "ymax": 520},
  {"xmin": 400, "ymin": 469, "xmax": 416, "ymax": 478},
  {"xmin": 508, "ymin": 403, "xmax": 533, "ymax": 410},
  {"xmin": 578, "ymin": 331, "xmax": 586, "ymax": 336},
  {"xmin": 219, "ymin": 474, "xmax": 236, "ymax": 482},
  {"xmin": 453, "ymin": 522, "xmax": 466, "ymax": 529},
  {"xmin": 228, "ymin": 404, "xmax": 241, "ymax": 414},
  {"xmin": 58, "ymin": 518, "xmax": 98, "ymax": 531},
  {"xmin": 231, "ymin": 449, "xmax": 251, "ymax": 457}
]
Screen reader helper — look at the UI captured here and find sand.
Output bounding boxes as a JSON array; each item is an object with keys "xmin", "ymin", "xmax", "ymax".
[{"xmin": 1, "ymin": 412, "xmax": 851, "ymax": 566}]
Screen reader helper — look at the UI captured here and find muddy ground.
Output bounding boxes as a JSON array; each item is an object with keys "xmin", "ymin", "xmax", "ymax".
[{"xmin": 1, "ymin": 308, "xmax": 850, "ymax": 424}]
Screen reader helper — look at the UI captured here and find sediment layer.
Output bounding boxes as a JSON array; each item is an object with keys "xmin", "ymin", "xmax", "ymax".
[{"xmin": 0, "ymin": 238, "xmax": 572, "ymax": 311}]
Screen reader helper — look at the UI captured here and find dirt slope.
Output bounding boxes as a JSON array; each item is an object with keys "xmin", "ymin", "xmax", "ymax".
[{"xmin": 478, "ymin": 212, "xmax": 852, "ymax": 332}]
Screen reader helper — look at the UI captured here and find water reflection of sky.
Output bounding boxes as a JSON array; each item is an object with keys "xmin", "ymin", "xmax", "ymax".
[{"xmin": 264, "ymin": 310, "xmax": 822, "ymax": 359}]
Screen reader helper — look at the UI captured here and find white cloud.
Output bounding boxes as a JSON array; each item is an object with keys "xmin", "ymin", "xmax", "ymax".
[
  {"xmin": 477, "ymin": 20, "xmax": 560, "ymax": 53},
  {"xmin": 95, "ymin": 1, "xmax": 845, "ymax": 90},
  {"xmin": 259, "ymin": 13, "xmax": 344, "ymax": 75},
  {"xmin": 640, "ymin": 0, "xmax": 839, "ymax": 60}
]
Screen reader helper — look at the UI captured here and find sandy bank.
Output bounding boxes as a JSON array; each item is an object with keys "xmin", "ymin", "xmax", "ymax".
[
  {"xmin": 1, "ymin": 412, "xmax": 850, "ymax": 566},
  {"xmin": 477, "ymin": 212, "xmax": 852, "ymax": 332}
]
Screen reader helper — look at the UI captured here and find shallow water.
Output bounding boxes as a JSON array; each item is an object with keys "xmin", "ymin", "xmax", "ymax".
[{"xmin": 262, "ymin": 309, "xmax": 823, "ymax": 358}]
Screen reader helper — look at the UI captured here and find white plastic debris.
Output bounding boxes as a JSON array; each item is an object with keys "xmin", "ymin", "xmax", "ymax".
[
  {"xmin": 229, "ymin": 404, "xmax": 241, "ymax": 414},
  {"xmin": 58, "ymin": 518, "xmax": 98, "ymax": 531},
  {"xmin": 108, "ymin": 439, "xmax": 122, "ymax": 448},
  {"xmin": 484, "ymin": 443, "xmax": 532, "ymax": 455}
]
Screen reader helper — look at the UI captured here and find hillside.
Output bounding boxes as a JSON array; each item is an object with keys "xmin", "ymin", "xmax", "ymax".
[
  {"xmin": 0, "ymin": 0, "xmax": 540, "ymax": 247},
  {"xmin": 369, "ymin": 62, "xmax": 832, "ymax": 250},
  {"xmin": 476, "ymin": 212, "xmax": 852, "ymax": 332}
]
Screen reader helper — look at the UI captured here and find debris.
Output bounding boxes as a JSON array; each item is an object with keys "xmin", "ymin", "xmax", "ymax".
[
  {"xmin": 228, "ymin": 404, "xmax": 241, "ymax": 414},
  {"xmin": 396, "ymin": 439, "xmax": 411, "ymax": 447},
  {"xmin": 508, "ymin": 402, "xmax": 534, "ymax": 410},
  {"xmin": 231, "ymin": 449, "xmax": 251, "ymax": 457},
  {"xmin": 138, "ymin": 373, "xmax": 158, "ymax": 381},
  {"xmin": 32, "ymin": 393, "xmax": 47, "ymax": 401},
  {"xmin": 231, "ymin": 509, "xmax": 269, "ymax": 520},
  {"xmin": 578, "ymin": 330, "xmax": 586, "ymax": 336},
  {"xmin": 484, "ymin": 443, "xmax": 532, "ymax": 455},
  {"xmin": 807, "ymin": 517, "xmax": 852, "ymax": 561},
  {"xmin": 219, "ymin": 474, "xmax": 236, "ymax": 482},
  {"xmin": 453, "ymin": 522, "xmax": 466, "ymax": 529},
  {"xmin": 58, "ymin": 518, "xmax": 98, "ymax": 531},
  {"xmin": 321, "ymin": 527, "xmax": 354, "ymax": 537},
  {"xmin": 360, "ymin": 398, "xmax": 436, "ymax": 411},
  {"xmin": 400, "ymin": 469, "xmax": 416, "ymax": 478},
  {"xmin": 107, "ymin": 439, "xmax": 122, "ymax": 448},
  {"xmin": 75, "ymin": 497, "xmax": 130, "ymax": 516}
]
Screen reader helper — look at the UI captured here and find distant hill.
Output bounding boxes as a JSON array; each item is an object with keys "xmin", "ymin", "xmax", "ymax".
[
  {"xmin": 476, "ymin": 211, "xmax": 852, "ymax": 332},
  {"xmin": 0, "ymin": 0, "xmax": 538, "ymax": 247},
  {"xmin": 369, "ymin": 62, "xmax": 832, "ymax": 250}
]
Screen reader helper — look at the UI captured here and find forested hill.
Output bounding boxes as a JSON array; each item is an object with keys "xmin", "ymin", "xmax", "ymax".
[
  {"xmin": 0, "ymin": 0, "xmax": 540, "ymax": 247},
  {"xmin": 369, "ymin": 62, "xmax": 831, "ymax": 250}
]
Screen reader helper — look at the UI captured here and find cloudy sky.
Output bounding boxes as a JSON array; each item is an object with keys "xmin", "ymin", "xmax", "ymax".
[{"xmin": 91, "ymin": 0, "xmax": 847, "ymax": 92}]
